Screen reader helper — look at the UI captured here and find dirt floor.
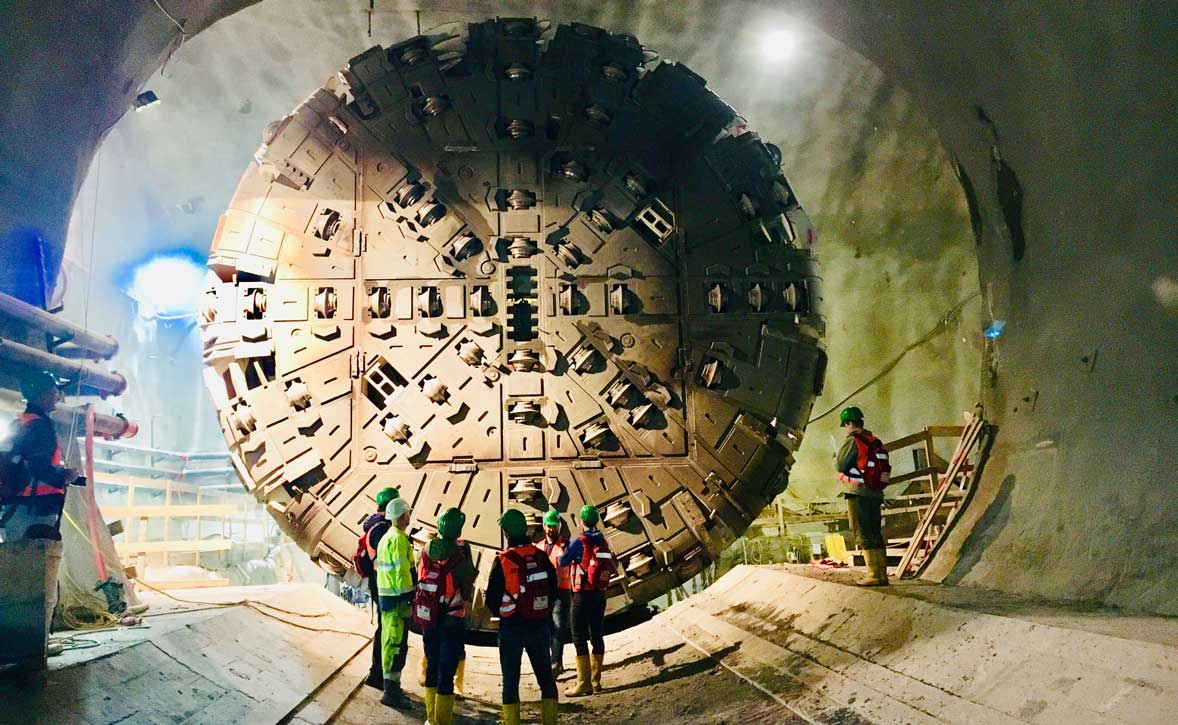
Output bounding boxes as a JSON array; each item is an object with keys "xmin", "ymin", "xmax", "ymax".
[{"xmin": 330, "ymin": 632, "xmax": 792, "ymax": 725}]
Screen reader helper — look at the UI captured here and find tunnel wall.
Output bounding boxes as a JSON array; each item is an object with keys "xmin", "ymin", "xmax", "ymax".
[{"xmin": 0, "ymin": 1, "xmax": 1174, "ymax": 614}]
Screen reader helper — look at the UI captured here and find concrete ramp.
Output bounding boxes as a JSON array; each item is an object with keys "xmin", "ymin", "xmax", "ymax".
[
  {"xmin": 650, "ymin": 566, "xmax": 1178, "ymax": 724},
  {"xmin": 3, "ymin": 584, "xmax": 370, "ymax": 725}
]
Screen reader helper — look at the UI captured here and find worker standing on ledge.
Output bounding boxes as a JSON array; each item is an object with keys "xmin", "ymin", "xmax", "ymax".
[
  {"xmin": 539, "ymin": 508, "xmax": 573, "ymax": 680},
  {"xmin": 353, "ymin": 487, "xmax": 397, "ymax": 689},
  {"xmin": 374, "ymin": 496, "xmax": 415, "ymax": 709},
  {"xmin": 836, "ymin": 406, "xmax": 892, "ymax": 586},
  {"xmin": 0, "ymin": 372, "xmax": 80, "ymax": 542},
  {"xmin": 488, "ymin": 508, "xmax": 559, "ymax": 725},
  {"xmin": 558, "ymin": 504, "xmax": 616, "ymax": 697},
  {"xmin": 413, "ymin": 507, "xmax": 475, "ymax": 725}
]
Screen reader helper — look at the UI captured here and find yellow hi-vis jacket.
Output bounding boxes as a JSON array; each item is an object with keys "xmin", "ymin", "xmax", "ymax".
[{"xmin": 375, "ymin": 525, "xmax": 414, "ymax": 614}]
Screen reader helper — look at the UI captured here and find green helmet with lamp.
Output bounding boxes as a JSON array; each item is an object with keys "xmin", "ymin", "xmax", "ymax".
[
  {"xmin": 839, "ymin": 406, "xmax": 865, "ymax": 426},
  {"xmin": 375, "ymin": 487, "xmax": 399, "ymax": 511},
  {"xmin": 579, "ymin": 503, "xmax": 600, "ymax": 526}
]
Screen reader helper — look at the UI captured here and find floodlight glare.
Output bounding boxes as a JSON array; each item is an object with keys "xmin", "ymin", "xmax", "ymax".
[
  {"xmin": 760, "ymin": 28, "xmax": 800, "ymax": 64},
  {"xmin": 124, "ymin": 252, "xmax": 206, "ymax": 319}
]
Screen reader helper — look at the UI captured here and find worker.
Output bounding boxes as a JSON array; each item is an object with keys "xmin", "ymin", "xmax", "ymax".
[
  {"xmin": 558, "ymin": 504, "xmax": 615, "ymax": 696},
  {"xmin": 353, "ymin": 487, "xmax": 398, "ymax": 689},
  {"xmin": 487, "ymin": 508, "xmax": 559, "ymax": 725},
  {"xmin": 538, "ymin": 508, "xmax": 573, "ymax": 680},
  {"xmin": 836, "ymin": 406, "xmax": 892, "ymax": 586},
  {"xmin": 413, "ymin": 507, "xmax": 474, "ymax": 725},
  {"xmin": 374, "ymin": 496, "xmax": 415, "ymax": 708},
  {"xmin": 0, "ymin": 371, "xmax": 80, "ymax": 542}
]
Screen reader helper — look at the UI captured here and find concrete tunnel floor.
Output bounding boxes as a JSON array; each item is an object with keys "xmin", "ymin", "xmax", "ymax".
[{"xmin": 318, "ymin": 565, "xmax": 1178, "ymax": 725}]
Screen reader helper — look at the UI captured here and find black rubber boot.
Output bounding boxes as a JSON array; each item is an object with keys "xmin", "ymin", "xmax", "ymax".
[
  {"xmin": 364, "ymin": 669, "xmax": 383, "ymax": 690},
  {"xmin": 381, "ymin": 679, "xmax": 411, "ymax": 709}
]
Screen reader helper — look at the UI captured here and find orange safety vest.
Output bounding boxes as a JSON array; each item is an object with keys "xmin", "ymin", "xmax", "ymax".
[
  {"xmin": 838, "ymin": 430, "xmax": 891, "ymax": 492},
  {"xmin": 498, "ymin": 544, "xmax": 552, "ymax": 620},
  {"xmin": 541, "ymin": 536, "xmax": 573, "ymax": 591},
  {"xmin": 11, "ymin": 412, "xmax": 64, "ymax": 498}
]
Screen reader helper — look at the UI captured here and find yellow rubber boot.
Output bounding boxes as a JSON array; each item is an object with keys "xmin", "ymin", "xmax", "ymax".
[
  {"xmin": 590, "ymin": 653, "xmax": 604, "ymax": 692},
  {"xmin": 541, "ymin": 697, "xmax": 559, "ymax": 725},
  {"xmin": 564, "ymin": 654, "xmax": 593, "ymax": 697},
  {"xmin": 424, "ymin": 687, "xmax": 437, "ymax": 724},
  {"xmin": 856, "ymin": 548, "xmax": 890, "ymax": 586},
  {"xmin": 454, "ymin": 657, "xmax": 466, "ymax": 697},
  {"xmin": 419, "ymin": 653, "xmax": 428, "ymax": 686},
  {"xmin": 435, "ymin": 693, "xmax": 455, "ymax": 725},
  {"xmin": 501, "ymin": 702, "xmax": 521, "ymax": 725}
]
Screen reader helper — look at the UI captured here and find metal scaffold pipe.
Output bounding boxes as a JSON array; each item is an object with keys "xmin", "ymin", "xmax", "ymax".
[
  {"xmin": 0, "ymin": 290, "xmax": 119, "ymax": 359},
  {"xmin": 0, "ymin": 336, "xmax": 127, "ymax": 396},
  {"xmin": 0, "ymin": 388, "xmax": 138, "ymax": 439}
]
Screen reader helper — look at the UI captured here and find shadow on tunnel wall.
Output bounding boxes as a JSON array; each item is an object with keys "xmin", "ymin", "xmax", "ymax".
[{"xmin": 942, "ymin": 474, "xmax": 1015, "ymax": 587}]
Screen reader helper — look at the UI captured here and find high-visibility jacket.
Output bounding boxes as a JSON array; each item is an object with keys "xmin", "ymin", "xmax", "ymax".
[
  {"xmin": 540, "ymin": 535, "xmax": 573, "ymax": 591},
  {"xmin": 415, "ymin": 545, "xmax": 467, "ymax": 624},
  {"xmin": 838, "ymin": 430, "xmax": 891, "ymax": 494},
  {"xmin": 375, "ymin": 525, "xmax": 414, "ymax": 614},
  {"xmin": 497, "ymin": 544, "xmax": 552, "ymax": 620},
  {"xmin": 8, "ymin": 412, "xmax": 66, "ymax": 499}
]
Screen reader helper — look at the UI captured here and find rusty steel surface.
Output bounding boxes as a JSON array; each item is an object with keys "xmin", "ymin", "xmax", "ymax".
[{"xmin": 200, "ymin": 19, "xmax": 825, "ymax": 630}]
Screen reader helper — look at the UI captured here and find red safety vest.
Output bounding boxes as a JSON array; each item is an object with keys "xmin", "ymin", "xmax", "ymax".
[
  {"xmin": 9, "ymin": 413, "xmax": 64, "ymax": 498},
  {"xmin": 540, "ymin": 535, "xmax": 573, "ymax": 591},
  {"xmin": 838, "ymin": 431, "xmax": 891, "ymax": 492},
  {"xmin": 412, "ymin": 545, "xmax": 466, "ymax": 629},
  {"xmin": 498, "ymin": 544, "xmax": 551, "ymax": 620},
  {"xmin": 573, "ymin": 533, "xmax": 616, "ymax": 592}
]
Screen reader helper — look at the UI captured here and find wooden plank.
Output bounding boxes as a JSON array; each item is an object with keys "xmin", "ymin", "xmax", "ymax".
[
  {"xmin": 114, "ymin": 539, "xmax": 233, "ymax": 554},
  {"xmin": 139, "ymin": 578, "xmax": 232, "ymax": 590},
  {"xmin": 102, "ymin": 505, "xmax": 238, "ymax": 519},
  {"xmin": 883, "ymin": 430, "xmax": 932, "ymax": 451},
  {"xmin": 926, "ymin": 426, "xmax": 966, "ymax": 437},
  {"xmin": 897, "ymin": 411, "xmax": 986, "ymax": 577}
]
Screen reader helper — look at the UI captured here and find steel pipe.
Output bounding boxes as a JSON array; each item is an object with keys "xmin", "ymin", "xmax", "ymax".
[
  {"xmin": 0, "ymin": 291, "xmax": 119, "ymax": 359},
  {"xmin": 0, "ymin": 388, "xmax": 138, "ymax": 439},
  {"xmin": 0, "ymin": 336, "xmax": 127, "ymax": 396}
]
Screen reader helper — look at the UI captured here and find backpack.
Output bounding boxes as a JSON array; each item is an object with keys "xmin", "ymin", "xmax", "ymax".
[
  {"xmin": 412, "ymin": 548, "xmax": 464, "ymax": 630},
  {"xmin": 576, "ymin": 534, "xmax": 616, "ymax": 591},
  {"xmin": 852, "ymin": 431, "xmax": 892, "ymax": 491},
  {"xmin": 498, "ymin": 545, "xmax": 551, "ymax": 621},
  {"xmin": 353, "ymin": 523, "xmax": 380, "ymax": 578},
  {"xmin": 0, "ymin": 424, "xmax": 31, "ymax": 501}
]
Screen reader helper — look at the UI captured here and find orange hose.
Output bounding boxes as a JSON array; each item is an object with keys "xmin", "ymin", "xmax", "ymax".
[{"xmin": 83, "ymin": 405, "xmax": 108, "ymax": 582}]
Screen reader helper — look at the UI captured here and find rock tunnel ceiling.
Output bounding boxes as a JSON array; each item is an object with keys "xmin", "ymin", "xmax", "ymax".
[{"xmin": 200, "ymin": 18, "xmax": 825, "ymax": 630}]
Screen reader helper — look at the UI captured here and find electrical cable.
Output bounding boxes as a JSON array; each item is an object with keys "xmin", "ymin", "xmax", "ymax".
[
  {"xmin": 149, "ymin": 0, "xmax": 187, "ymax": 34},
  {"xmin": 133, "ymin": 579, "xmax": 370, "ymax": 638},
  {"xmin": 808, "ymin": 292, "xmax": 981, "ymax": 424}
]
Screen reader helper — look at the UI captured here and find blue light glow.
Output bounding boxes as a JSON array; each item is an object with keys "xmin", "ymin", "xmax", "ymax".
[
  {"xmin": 122, "ymin": 250, "xmax": 206, "ymax": 320},
  {"xmin": 984, "ymin": 320, "xmax": 1007, "ymax": 339}
]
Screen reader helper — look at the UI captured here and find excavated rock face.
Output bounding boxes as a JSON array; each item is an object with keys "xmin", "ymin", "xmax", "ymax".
[{"xmin": 201, "ymin": 18, "xmax": 824, "ymax": 631}]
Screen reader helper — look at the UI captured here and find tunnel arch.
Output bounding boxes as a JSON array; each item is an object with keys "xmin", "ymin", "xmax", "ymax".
[{"xmin": 1, "ymin": 1, "xmax": 1174, "ymax": 617}]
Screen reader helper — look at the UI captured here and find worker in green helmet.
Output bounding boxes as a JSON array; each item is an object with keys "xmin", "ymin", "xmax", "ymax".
[
  {"xmin": 487, "ymin": 508, "xmax": 559, "ymax": 725},
  {"xmin": 558, "ymin": 503, "xmax": 617, "ymax": 696},
  {"xmin": 375, "ymin": 496, "xmax": 415, "ymax": 708},
  {"xmin": 413, "ymin": 507, "xmax": 475, "ymax": 725},
  {"xmin": 355, "ymin": 487, "xmax": 398, "ymax": 689},
  {"xmin": 538, "ymin": 508, "xmax": 573, "ymax": 680},
  {"xmin": 836, "ymin": 406, "xmax": 892, "ymax": 586}
]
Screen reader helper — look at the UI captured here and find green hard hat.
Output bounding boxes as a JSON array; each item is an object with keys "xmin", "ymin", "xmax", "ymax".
[
  {"xmin": 839, "ymin": 406, "xmax": 864, "ymax": 425},
  {"xmin": 543, "ymin": 508, "xmax": 561, "ymax": 527},
  {"xmin": 498, "ymin": 508, "xmax": 528, "ymax": 538},
  {"xmin": 375, "ymin": 487, "xmax": 399, "ymax": 511},
  {"xmin": 579, "ymin": 504, "xmax": 600, "ymax": 526},
  {"xmin": 437, "ymin": 507, "xmax": 466, "ymax": 540}
]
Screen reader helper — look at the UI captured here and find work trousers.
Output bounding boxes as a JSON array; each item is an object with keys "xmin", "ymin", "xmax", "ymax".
[
  {"xmin": 367, "ymin": 580, "xmax": 383, "ymax": 679},
  {"xmin": 550, "ymin": 589, "xmax": 572, "ymax": 668},
  {"xmin": 571, "ymin": 589, "xmax": 606, "ymax": 656},
  {"xmin": 423, "ymin": 623, "xmax": 466, "ymax": 696},
  {"xmin": 846, "ymin": 493, "xmax": 885, "ymax": 550},
  {"xmin": 380, "ymin": 612, "xmax": 410, "ymax": 681},
  {"xmin": 498, "ymin": 617, "xmax": 557, "ymax": 704}
]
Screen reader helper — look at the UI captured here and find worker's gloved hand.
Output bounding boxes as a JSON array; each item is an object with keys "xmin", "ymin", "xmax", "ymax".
[
  {"xmin": 61, "ymin": 467, "xmax": 81, "ymax": 486},
  {"xmin": 70, "ymin": 475, "xmax": 87, "ymax": 487}
]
